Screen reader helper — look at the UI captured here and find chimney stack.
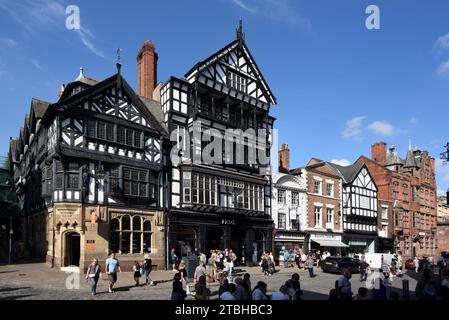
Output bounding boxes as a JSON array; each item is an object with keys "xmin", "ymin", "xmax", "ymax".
[
  {"xmin": 372, "ymin": 142, "xmax": 387, "ymax": 163},
  {"xmin": 137, "ymin": 40, "xmax": 158, "ymax": 100},
  {"xmin": 278, "ymin": 144, "xmax": 290, "ymax": 173}
]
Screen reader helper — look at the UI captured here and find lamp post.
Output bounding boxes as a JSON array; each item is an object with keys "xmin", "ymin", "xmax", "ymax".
[{"xmin": 8, "ymin": 228, "xmax": 13, "ymax": 265}]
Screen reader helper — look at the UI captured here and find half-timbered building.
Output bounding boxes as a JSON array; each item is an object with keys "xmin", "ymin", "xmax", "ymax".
[
  {"xmin": 9, "ymin": 64, "xmax": 168, "ymax": 270},
  {"xmin": 164, "ymin": 25, "xmax": 276, "ymax": 265},
  {"xmin": 328, "ymin": 162, "xmax": 379, "ymax": 254}
]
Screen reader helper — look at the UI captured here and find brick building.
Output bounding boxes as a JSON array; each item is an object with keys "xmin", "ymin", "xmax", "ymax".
[
  {"xmin": 291, "ymin": 159, "xmax": 346, "ymax": 255},
  {"xmin": 356, "ymin": 142, "xmax": 438, "ymax": 259}
]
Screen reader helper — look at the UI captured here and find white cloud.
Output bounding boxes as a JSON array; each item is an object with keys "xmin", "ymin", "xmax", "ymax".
[
  {"xmin": 368, "ymin": 120, "xmax": 396, "ymax": 136},
  {"xmin": 437, "ymin": 60, "xmax": 449, "ymax": 75},
  {"xmin": 436, "ymin": 31, "xmax": 449, "ymax": 50},
  {"xmin": 409, "ymin": 117, "xmax": 418, "ymax": 125},
  {"xmin": 0, "ymin": 38, "xmax": 17, "ymax": 47},
  {"xmin": 331, "ymin": 159, "xmax": 351, "ymax": 166},
  {"xmin": 342, "ymin": 116, "xmax": 365, "ymax": 141},
  {"xmin": 231, "ymin": 0, "xmax": 311, "ymax": 31},
  {"xmin": 0, "ymin": 0, "xmax": 106, "ymax": 59},
  {"xmin": 436, "ymin": 158, "xmax": 449, "ymax": 183}
]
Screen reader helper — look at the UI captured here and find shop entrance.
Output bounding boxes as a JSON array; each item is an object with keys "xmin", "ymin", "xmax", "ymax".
[
  {"xmin": 176, "ymin": 226, "xmax": 196, "ymax": 258},
  {"xmin": 230, "ymin": 229, "xmax": 246, "ymax": 266},
  {"xmin": 205, "ymin": 227, "xmax": 223, "ymax": 254},
  {"xmin": 64, "ymin": 232, "xmax": 80, "ymax": 267}
]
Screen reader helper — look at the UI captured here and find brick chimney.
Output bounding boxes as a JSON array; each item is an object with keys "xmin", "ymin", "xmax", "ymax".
[
  {"xmin": 278, "ymin": 144, "xmax": 290, "ymax": 173},
  {"xmin": 137, "ymin": 40, "xmax": 158, "ymax": 100},
  {"xmin": 372, "ymin": 142, "xmax": 387, "ymax": 163}
]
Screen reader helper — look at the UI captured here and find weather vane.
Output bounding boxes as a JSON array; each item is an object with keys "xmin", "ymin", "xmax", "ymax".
[{"xmin": 116, "ymin": 47, "xmax": 122, "ymax": 64}]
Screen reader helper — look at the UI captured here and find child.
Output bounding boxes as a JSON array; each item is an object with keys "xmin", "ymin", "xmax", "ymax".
[{"xmin": 133, "ymin": 261, "xmax": 141, "ymax": 286}]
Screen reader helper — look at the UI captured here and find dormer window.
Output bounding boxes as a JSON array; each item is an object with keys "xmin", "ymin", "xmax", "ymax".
[{"xmin": 226, "ymin": 71, "xmax": 246, "ymax": 93}]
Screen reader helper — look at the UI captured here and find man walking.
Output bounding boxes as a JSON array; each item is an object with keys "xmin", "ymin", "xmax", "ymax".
[
  {"xmin": 338, "ymin": 270, "xmax": 353, "ymax": 300},
  {"xmin": 105, "ymin": 252, "xmax": 122, "ymax": 293},
  {"xmin": 307, "ymin": 255, "xmax": 315, "ymax": 278}
]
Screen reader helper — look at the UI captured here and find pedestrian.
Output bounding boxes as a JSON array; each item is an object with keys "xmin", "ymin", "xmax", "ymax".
[
  {"xmin": 397, "ymin": 251, "xmax": 403, "ymax": 277},
  {"xmin": 261, "ymin": 253, "xmax": 269, "ymax": 276},
  {"xmin": 105, "ymin": 252, "xmax": 121, "ymax": 293},
  {"xmin": 170, "ymin": 248, "xmax": 178, "ymax": 271},
  {"xmin": 234, "ymin": 277, "xmax": 249, "ymax": 300},
  {"xmin": 337, "ymin": 270, "xmax": 353, "ymax": 300},
  {"xmin": 283, "ymin": 249, "xmax": 290, "ymax": 268},
  {"xmin": 206, "ymin": 252, "xmax": 216, "ymax": 283},
  {"xmin": 243, "ymin": 273, "xmax": 252, "ymax": 297},
  {"xmin": 220, "ymin": 283, "xmax": 237, "ymax": 300},
  {"xmin": 142, "ymin": 254, "xmax": 154, "ymax": 286},
  {"xmin": 218, "ymin": 273, "xmax": 229, "ymax": 297},
  {"xmin": 315, "ymin": 250, "xmax": 321, "ymax": 269},
  {"xmin": 414, "ymin": 256, "xmax": 420, "ymax": 273},
  {"xmin": 171, "ymin": 273, "xmax": 186, "ymax": 300},
  {"xmin": 132, "ymin": 261, "xmax": 141, "ymax": 286},
  {"xmin": 229, "ymin": 249, "xmax": 237, "ymax": 267},
  {"xmin": 178, "ymin": 260, "xmax": 189, "ymax": 293},
  {"xmin": 85, "ymin": 258, "xmax": 101, "ymax": 295},
  {"xmin": 353, "ymin": 287, "xmax": 369, "ymax": 300},
  {"xmin": 194, "ymin": 275, "xmax": 210, "ymax": 300},
  {"xmin": 194, "ymin": 261, "xmax": 206, "ymax": 285},
  {"xmin": 268, "ymin": 252, "xmax": 276, "ymax": 274},
  {"xmin": 271, "ymin": 285, "xmax": 290, "ymax": 300},
  {"xmin": 199, "ymin": 250, "xmax": 207, "ymax": 266},
  {"xmin": 301, "ymin": 252, "xmax": 307, "ymax": 270},
  {"xmin": 307, "ymin": 254, "xmax": 315, "ymax": 277},
  {"xmin": 285, "ymin": 273, "xmax": 302, "ymax": 300},
  {"xmin": 295, "ymin": 250, "xmax": 301, "ymax": 269},
  {"xmin": 415, "ymin": 269, "xmax": 437, "ymax": 301},
  {"xmin": 252, "ymin": 281, "xmax": 268, "ymax": 300},
  {"xmin": 381, "ymin": 260, "xmax": 391, "ymax": 286},
  {"xmin": 359, "ymin": 259, "xmax": 369, "ymax": 282}
]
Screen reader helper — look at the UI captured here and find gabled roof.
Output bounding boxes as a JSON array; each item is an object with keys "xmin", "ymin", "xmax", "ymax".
[
  {"xmin": 404, "ymin": 148, "xmax": 419, "ymax": 169},
  {"xmin": 185, "ymin": 39, "xmax": 276, "ymax": 105},
  {"xmin": 31, "ymin": 98, "xmax": 50, "ymax": 118},
  {"xmin": 327, "ymin": 162, "xmax": 364, "ymax": 184},
  {"xmin": 43, "ymin": 72, "xmax": 168, "ymax": 138}
]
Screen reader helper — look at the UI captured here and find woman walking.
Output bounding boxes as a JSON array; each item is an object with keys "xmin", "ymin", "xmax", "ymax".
[
  {"xmin": 171, "ymin": 273, "xmax": 187, "ymax": 300},
  {"xmin": 85, "ymin": 258, "xmax": 102, "ymax": 296},
  {"xmin": 142, "ymin": 255, "xmax": 154, "ymax": 286},
  {"xmin": 170, "ymin": 248, "xmax": 179, "ymax": 271},
  {"xmin": 132, "ymin": 261, "xmax": 141, "ymax": 286}
]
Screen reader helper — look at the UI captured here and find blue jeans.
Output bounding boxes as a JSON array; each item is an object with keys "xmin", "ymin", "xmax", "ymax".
[
  {"xmin": 284, "ymin": 259, "xmax": 289, "ymax": 268},
  {"xmin": 88, "ymin": 277, "xmax": 98, "ymax": 294},
  {"xmin": 144, "ymin": 270, "xmax": 152, "ymax": 284}
]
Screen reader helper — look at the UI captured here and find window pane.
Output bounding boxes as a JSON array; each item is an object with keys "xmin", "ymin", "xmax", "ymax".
[
  {"xmin": 126, "ymin": 130, "xmax": 133, "ymax": 146},
  {"xmin": 106, "ymin": 124, "xmax": 114, "ymax": 141},
  {"xmin": 121, "ymin": 232, "xmax": 130, "ymax": 254},
  {"xmin": 98, "ymin": 122, "xmax": 106, "ymax": 140},
  {"xmin": 117, "ymin": 126, "xmax": 125, "ymax": 144},
  {"xmin": 88, "ymin": 120, "xmax": 96, "ymax": 138},
  {"xmin": 134, "ymin": 132, "xmax": 141, "ymax": 148},
  {"xmin": 68, "ymin": 173, "xmax": 79, "ymax": 189},
  {"xmin": 110, "ymin": 232, "xmax": 119, "ymax": 253},
  {"xmin": 122, "ymin": 215, "xmax": 130, "ymax": 230},
  {"xmin": 133, "ymin": 216, "xmax": 141, "ymax": 231},
  {"xmin": 111, "ymin": 219, "xmax": 120, "ymax": 231},
  {"xmin": 143, "ymin": 233, "xmax": 151, "ymax": 253},
  {"xmin": 132, "ymin": 232, "xmax": 142, "ymax": 253},
  {"xmin": 143, "ymin": 220, "xmax": 151, "ymax": 231}
]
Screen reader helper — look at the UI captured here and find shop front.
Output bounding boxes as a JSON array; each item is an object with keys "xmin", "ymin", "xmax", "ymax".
[
  {"xmin": 274, "ymin": 230, "xmax": 305, "ymax": 265},
  {"xmin": 307, "ymin": 232, "xmax": 347, "ymax": 256},
  {"xmin": 343, "ymin": 232, "xmax": 377, "ymax": 257}
]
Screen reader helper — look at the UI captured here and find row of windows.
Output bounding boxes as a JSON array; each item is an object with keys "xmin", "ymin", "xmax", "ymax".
[
  {"xmin": 183, "ymin": 172, "xmax": 217, "ymax": 205},
  {"xmin": 226, "ymin": 71, "xmax": 247, "ymax": 93},
  {"xmin": 110, "ymin": 167, "xmax": 151, "ymax": 198},
  {"xmin": 313, "ymin": 206, "xmax": 334, "ymax": 227},
  {"xmin": 110, "ymin": 215, "xmax": 152, "ymax": 254},
  {"xmin": 313, "ymin": 180, "xmax": 334, "ymax": 197},
  {"xmin": 277, "ymin": 189, "xmax": 299, "ymax": 206},
  {"xmin": 87, "ymin": 120, "xmax": 142, "ymax": 148}
]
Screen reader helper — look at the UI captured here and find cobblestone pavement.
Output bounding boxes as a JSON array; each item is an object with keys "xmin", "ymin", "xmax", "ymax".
[{"xmin": 0, "ymin": 262, "xmax": 420, "ymax": 300}]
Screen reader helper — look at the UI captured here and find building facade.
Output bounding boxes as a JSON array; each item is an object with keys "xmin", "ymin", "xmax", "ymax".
[
  {"xmin": 295, "ymin": 159, "xmax": 346, "ymax": 255},
  {"xmin": 272, "ymin": 145, "xmax": 307, "ymax": 262},
  {"xmin": 164, "ymin": 29, "xmax": 276, "ymax": 266},
  {"xmin": 356, "ymin": 142, "xmax": 438, "ymax": 259},
  {"xmin": 9, "ymin": 57, "xmax": 168, "ymax": 270},
  {"xmin": 437, "ymin": 196, "xmax": 449, "ymax": 253},
  {"xmin": 328, "ymin": 162, "xmax": 379, "ymax": 255}
]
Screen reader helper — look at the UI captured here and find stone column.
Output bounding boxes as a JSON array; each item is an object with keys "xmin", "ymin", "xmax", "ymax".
[{"xmin": 223, "ymin": 226, "xmax": 231, "ymax": 250}]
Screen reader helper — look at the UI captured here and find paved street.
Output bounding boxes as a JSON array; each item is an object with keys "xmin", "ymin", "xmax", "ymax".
[{"xmin": 0, "ymin": 262, "xmax": 420, "ymax": 300}]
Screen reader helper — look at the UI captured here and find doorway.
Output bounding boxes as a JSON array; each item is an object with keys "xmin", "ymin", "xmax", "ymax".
[{"xmin": 65, "ymin": 232, "xmax": 80, "ymax": 267}]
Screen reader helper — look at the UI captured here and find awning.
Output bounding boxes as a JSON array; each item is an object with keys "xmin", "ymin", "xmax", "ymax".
[{"xmin": 311, "ymin": 239, "xmax": 349, "ymax": 248}]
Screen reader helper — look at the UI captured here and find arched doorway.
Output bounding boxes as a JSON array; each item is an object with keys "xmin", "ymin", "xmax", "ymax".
[{"xmin": 64, "ymin": 232, "xmax": 80, "ymax": 267}]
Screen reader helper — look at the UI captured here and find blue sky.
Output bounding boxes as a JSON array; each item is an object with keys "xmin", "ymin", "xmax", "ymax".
[{"xmin": 1, "ymin": 0, "xmax": 449, "ymax": 194}]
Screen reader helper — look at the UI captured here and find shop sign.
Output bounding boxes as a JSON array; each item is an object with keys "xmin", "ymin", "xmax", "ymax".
[
  {"xmin": 221, "ymin": 219, "xmax": 237, "ymax": 225},
  {"xmin": 86, "ymin": 240, "xmax": 95, "ymax": 250}
]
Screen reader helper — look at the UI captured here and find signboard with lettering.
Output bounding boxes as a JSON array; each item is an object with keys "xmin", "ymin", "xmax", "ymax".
[{"xmin": 221, "ymin": 219, "xmax": 237, "ymax": 226}]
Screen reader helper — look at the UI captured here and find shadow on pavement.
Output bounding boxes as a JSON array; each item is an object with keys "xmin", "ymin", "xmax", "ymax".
[
  {"xmin": 0, "ymin": 286, "xmax": 31, "ymax": 293},
  {"xmin": 0, "ymin": 294, "xmax": 35, "ymax": 300}
]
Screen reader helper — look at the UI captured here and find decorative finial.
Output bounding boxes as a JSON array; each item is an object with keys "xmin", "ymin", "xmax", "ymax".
[
  {"xmin": 116, "ymin": 48, "xmax": 122, "ymax": 64},
  {"xmin": 236, "ymin": 17, "xmax": 245, "ymax": 45},
  {"xmin": 408, "ymin": 138, "xmax": 412, "ymax": 150}
]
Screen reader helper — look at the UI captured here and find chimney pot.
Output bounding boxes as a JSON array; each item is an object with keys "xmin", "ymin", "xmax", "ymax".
[{"xmin": 278, "ymin": 144, "xmax": 290, "ymax": 173}]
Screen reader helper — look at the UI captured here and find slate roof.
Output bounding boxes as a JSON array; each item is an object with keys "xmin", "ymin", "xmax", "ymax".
[
  {"xmin": 327, "ymin": 162, "xmax": 364, "ymax": 184},
  {"xmin": 31, "ymin": 98, "xmax": 50, "ymax": 118},
  {"xmin": 139, "ymin": 96, "xmax": 168, "ymax": 134}
]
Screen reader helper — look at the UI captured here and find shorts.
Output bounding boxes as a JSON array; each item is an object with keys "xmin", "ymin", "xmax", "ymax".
[{"xmin": 108, "ymin": 272, "xmax": 118, "ymax": 283}]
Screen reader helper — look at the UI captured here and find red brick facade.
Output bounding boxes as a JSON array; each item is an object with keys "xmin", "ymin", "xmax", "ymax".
[
  {"xmin": 356, "ymin": 142, "xmax": 438, "ymax": 259},
  {"xmin": 137, "ymin": 40, "xmax": 158, "ymax": 100}
]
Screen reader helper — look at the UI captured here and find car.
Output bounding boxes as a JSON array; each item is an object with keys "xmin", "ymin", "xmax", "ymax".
[
  {"xmin": 404, "ymin": 258, "xmax": 415, "ymax": 270},
  {"xmin": 320, "ymin": 256, "xmax": 360, "ymax": 274}
]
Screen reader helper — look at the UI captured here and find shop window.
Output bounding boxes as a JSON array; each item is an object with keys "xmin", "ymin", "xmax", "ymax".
[{"xmin": 109, "ymin": 215, "xmax": 152, "ymax": 254}]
